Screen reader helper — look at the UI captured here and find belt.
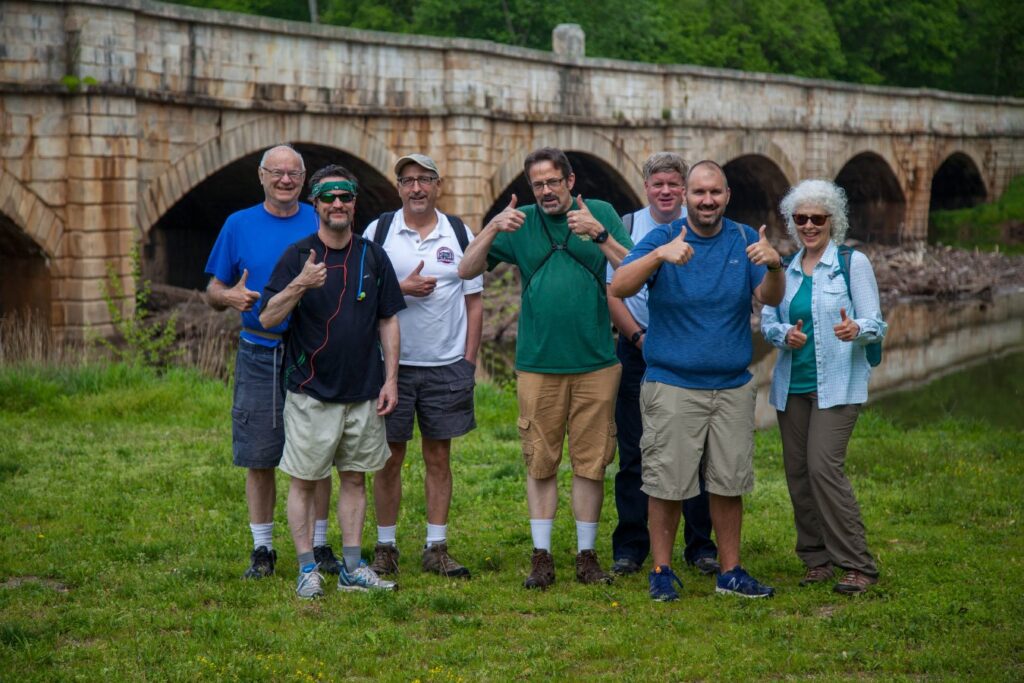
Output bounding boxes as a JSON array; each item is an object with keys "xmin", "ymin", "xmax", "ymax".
[{"xmin": 242, "ymin": 327, "xmax": 283, "ymax": 341}]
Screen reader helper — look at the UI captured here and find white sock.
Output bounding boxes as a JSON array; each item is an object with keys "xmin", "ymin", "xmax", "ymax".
[
  {"xmin": 313, "ymin": 519, "xmax": 328, "ymax": 547},
  {"xmin": 377, "ymin": 525, "xmax": 397, "ymax": 546},
  {"xmin": 576, "ymin": 520, "xmax": 598, "ymax": 553},
  {"xmin": 529, "ymin": 519, "xmax": 553, "ymax": 551},
  {"xmin": 250, "ymin": 522, "xmax": 273, "ymax": 551},
  {"xmin": 425, "ymin": 523, "xmax": 447, "ymax": 547}
]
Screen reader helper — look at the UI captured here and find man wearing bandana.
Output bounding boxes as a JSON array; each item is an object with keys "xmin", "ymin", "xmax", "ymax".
[
  {"xmin": 260, "ymin": 164, "xmax": 406, "ymax": 599},
  {"xmin": 205, "ymin": 144, "xmax": 338, "ymax": 581}
]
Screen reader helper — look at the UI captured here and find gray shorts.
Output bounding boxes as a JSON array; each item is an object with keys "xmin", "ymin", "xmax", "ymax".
[
  {"xmin": 231, "ymin": 340, "xmax": 285, "ymax": 469},
  {"xmin": 639, "ymin": 380, "xmax": 756, "ymax": 500},
  {"xmin": 385, "ymin": 359, "xmax": 477, "ymax": 442}
]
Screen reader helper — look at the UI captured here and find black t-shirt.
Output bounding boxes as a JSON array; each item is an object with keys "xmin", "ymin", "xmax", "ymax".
[{"xmin": 263, "ymin": 233, "xmax": 406, "ymax": 403}]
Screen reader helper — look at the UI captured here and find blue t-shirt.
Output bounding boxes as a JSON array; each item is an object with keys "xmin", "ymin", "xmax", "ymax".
[
  {"xmin": 204, "ymin": 203, "xmax": 318, "ymax": 346},
  {"xmin": 622, "ymin": 217, "xmax": 766, "ymax": 390}
]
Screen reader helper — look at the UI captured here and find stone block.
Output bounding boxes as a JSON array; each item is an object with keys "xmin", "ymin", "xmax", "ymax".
[
  {"xmin": 67, "ymin": 179, "xmax": 137, "ymax": 205},
  {"xmin": 75, "ymin": 204, "xmax": 137, "ymax": 231},
  {"xmin": 67, "ymin": 155, "xmax": 138, "ymax": 180},
  {"xmin": 62, "ymin": 228, "xmax": 136, "ymax": 259},
  {"xmin": 68, "ymin": 136, "xmax": 138, "ymax": 157},
  {"xmin": 25, "ymin": 180, "xmax": 65, "ymax": 208},
  {"xmin": 28, "ymin": 157, "xmax": 66, "ymax": 181}
]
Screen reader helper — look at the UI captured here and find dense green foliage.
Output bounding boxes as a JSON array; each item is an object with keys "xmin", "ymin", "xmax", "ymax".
[
  {"xmin": 930, "ymin": 174, "xmax": 1024, "ymax": 253},
  {"xmin": 168, "ymin": 0, "xmax": 1024, "ymax": 97},
  {"xmin": 1, "ymin": 362, "xmax": 1022, "ymax": 679}
]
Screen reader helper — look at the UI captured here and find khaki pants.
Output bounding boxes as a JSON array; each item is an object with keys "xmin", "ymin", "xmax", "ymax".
[{"xmin": 777, "ymin": 393, "xmax": 878, "ymax": 576}]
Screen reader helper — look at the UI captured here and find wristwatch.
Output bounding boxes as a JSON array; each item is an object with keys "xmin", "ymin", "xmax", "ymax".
[
  {"xmin": 630, "ymin": 330, "xmax": 645, "ymax": 346},
  {"xmin": 593, "ymin": 229, "xmax": 609, "ymax": 244}
]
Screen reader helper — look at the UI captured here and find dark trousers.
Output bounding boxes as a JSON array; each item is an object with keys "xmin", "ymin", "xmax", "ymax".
[{"xmin": 611, "ymin": 336, "xmax": 717, "ymax": 565}]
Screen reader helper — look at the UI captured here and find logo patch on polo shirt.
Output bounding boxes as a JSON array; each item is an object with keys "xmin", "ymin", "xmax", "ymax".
[{"xmin": 436, "ymin": 246, "xmax": 455, "ymax": 264}]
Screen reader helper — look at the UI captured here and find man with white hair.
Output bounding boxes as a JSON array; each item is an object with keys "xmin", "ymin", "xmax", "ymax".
[{"xmin": 205, "ymin": 144, "xmax": 337, "ymax": 580}]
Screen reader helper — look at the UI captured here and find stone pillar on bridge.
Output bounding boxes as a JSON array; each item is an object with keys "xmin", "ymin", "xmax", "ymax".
[{"xmin": 58, "ymin": 4, "xmax": 141, "ymax": 337}]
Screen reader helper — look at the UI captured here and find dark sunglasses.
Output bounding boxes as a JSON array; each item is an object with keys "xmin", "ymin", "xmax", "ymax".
[
  {"xmin": 793, "ymin": 213, "xmax": 831, "ymax": 227},
  {"xmin": 317, "ymin": 192, "xmax": 356, "ymax": 204}
]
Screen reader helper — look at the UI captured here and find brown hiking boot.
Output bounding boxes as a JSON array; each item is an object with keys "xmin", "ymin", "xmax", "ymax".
[
  {"xmin": 523, "ymin": 548, "xmax": 555, "ymax": 590},
  {"xmin": 422, "ymin": 542, "xmax": 471, "ymax": 578},
  {"xmin": 834, "ymin": 569, "xmax": 878, "ymax": 595},
  {"xmin": 369, "ymin": 543, "xmax": 400, "ymax": 576},
  {"xmin": 575, "ymin": 549, "xmax": 614, "ymax": 585},
  {"xmin": 799, "ymin": 563, "xmax": 834, "ymax": 586}
]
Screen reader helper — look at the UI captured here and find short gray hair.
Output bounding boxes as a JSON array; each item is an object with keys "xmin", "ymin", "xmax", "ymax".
[
  {"xmin": 259, "ymin": 144, "xmax": 305, "ymax": 170},
  {"xmin": 642, "ymin": 152, "xmax": 688, "ymax": 180},
  {"xmin": 779, "ymin": 179, "xmax": 850, "ymax": 244}
]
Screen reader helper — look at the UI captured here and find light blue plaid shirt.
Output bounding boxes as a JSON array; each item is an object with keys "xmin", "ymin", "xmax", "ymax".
[{"xmin": 761, "ymin": 241, "xmax": 887, "ymax": 410}]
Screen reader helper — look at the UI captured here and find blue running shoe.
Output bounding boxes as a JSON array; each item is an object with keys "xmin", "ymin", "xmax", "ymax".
[
  {"xmin": 649, "ymin": 564, "xmax": 683, "ymax": 602},
  {"xmin": 338, "ymin": 560, "xmax": 397, "ymax": 592},
  {"xmin": 715, "ymin": 566, "xmax": 775, "ymax": 598}
]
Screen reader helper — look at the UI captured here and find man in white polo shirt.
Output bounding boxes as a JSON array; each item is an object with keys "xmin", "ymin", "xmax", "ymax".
[{"xmin": 365, "ymin": 153, "xmax": 484, "ymax": 578}]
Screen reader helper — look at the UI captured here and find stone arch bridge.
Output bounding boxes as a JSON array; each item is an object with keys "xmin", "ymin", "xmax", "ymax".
[{"xmin": 2, "ymin": 0, "xmax": 1023, "ymax": 338}]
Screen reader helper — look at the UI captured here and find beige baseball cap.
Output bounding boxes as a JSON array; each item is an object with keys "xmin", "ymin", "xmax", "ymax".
[{"xmin": 394, "ymin": 153, "xmax": 439, "ymax": 177}]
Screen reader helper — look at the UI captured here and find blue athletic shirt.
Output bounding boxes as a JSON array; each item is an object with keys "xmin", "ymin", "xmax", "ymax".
[
  {"xmin": 622, "ymin": 217, "xmax": 767, "ymax": 390},
  {"xmin": 204, "ymin": 203, "xmax": 318, "ymax": 347}
]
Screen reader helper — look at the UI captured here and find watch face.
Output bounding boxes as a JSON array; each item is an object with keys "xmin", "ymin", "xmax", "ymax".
[{"xmin": 594, "ymin": 230, "xmax": 609, "ymax": 243}]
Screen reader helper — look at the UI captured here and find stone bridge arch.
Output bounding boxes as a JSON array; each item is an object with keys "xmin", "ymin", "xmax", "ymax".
[
  {"xmin": 833, "ymin": 150, "xmax": 908, "ymax": 244},
  {"xmin": 0, "ymin": 169, "xmax": 65, "ymax": 323},
  {"xmin": 929, "ymin": 150, "xmax": 988, "ymax": 212},
  {"xmin": 484, "ymin": 130, "xmax": 643, "ymax": 225},
  {"xmin": 721, "ymin": 154, "xmax": 792, "ymax": 243},
  {"xmin": 140, "ymin": 117, "xmax": 400, "ymax": 289}
]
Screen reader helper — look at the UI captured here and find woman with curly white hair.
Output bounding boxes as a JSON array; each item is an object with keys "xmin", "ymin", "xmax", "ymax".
[{"xmin": 761, "ymin": 179, "xmax": 887, "ymax": 594}]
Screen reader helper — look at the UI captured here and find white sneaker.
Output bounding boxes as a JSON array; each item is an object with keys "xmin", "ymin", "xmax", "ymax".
[
  {"xmin": 338, "ymin": 561, "xmax": 397, "ymax": 592},
  {"xmin": 296, "ymin": 569, "xmax": 325, "ymax": 599}
]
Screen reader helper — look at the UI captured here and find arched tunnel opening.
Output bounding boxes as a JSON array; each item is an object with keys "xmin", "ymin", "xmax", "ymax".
[
  {"xmin": 0, "ymin": 212, "xmax": 50, "ymax": 324},
  {"xmin": 483, "ymin": 151, "xmax": 642, "ymax": 227},
  {"xmin": 835, "ymin": 153, "xmax": 906, "ymax": 245},
  {"xmin": 930, "ymin": 153, "xmax": 987, "ymax": 212},
  {"xmin": 144, "ymin": 144, "xmax": 400, "ymax": 290},
  {"xmin": 722, "ymin": 155, "xmax": 790, "ymax": 245}
]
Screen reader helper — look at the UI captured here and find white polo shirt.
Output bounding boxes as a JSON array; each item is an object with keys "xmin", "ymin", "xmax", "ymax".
[{"xmin": 366, "ymin": 210, "xmax": 484, "ymax": 367}]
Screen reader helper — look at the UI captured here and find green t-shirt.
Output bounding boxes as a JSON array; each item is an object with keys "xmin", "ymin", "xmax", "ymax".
[
  {"xmin": 788, "ymin": 274, "xmax": 818, "ymax": 394},
  {"xmin": 486, "ymin": 198, "xmax": 633, "ymax": 373}
]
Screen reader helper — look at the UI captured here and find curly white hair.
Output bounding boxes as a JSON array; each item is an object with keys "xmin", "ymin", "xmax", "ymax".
[{"xmin": 778, "ymin": 179, "xmax": 850, "ymax": 245}]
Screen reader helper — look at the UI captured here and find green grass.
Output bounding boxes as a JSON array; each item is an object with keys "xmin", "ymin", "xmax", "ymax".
[
  {"xmin": 929, "ymin": 174, "xmax": 1024, "ymax": 254},
  {"xmin": 1, "ymin": 363, "xmax": 1022, "ymax": 681}
]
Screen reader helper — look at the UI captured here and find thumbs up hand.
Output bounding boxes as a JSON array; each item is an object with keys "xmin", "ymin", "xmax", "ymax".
[
  {"xmin": 833, "ymin": 307, "xmax": 860, "ymax": 341},
  {"xmin": 401, "ymin": 259, "xmax": 438, "ymax": 297},
  {"xmin": 567, "ymin": 195, "xmax": 604, "ymax": 241},
  {"xmin": 656, "ymin": 223, "xmax": 694, "ymax": 266},
  {"xmin": 786, "ymin": 318, "xmax": 807, "ymax": 349},
  {"xmin": 745, "ymin": 224, "xmax": 782, "ymax": 270},
  {"xmin": 296, "ymin": 248, "xmax": 327, "ymax": 290},
  {"xmin": 488, "ymin": 193, "xmax": 525, "ymax": 233},
  {"xmin": 226, "ymin": 268, "xmax": 261, "ymax": 312}
]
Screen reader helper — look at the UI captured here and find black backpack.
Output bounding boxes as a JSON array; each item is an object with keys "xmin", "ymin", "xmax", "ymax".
[
  {"xmin": 779, "ymin": 245, "xmax": 883, "ymax": 367},
  {"xmin": 371, "ymin": 211, "xmax": 470, "ymax": 252}
]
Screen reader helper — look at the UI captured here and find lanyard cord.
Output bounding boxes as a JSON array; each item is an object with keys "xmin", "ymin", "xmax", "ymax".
[{"xmin": 297, "ymin": 238, "xmax": 354, "ymax": 394}]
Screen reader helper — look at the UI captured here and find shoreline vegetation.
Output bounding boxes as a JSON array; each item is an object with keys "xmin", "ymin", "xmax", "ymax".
[{"xmin": 0, "ymin": 359, "xmax": 1020, "ymax": 680}]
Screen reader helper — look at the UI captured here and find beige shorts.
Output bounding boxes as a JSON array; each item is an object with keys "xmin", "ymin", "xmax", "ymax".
[
  {"xmin": 516, "ymin": 365, "xmax": 621, "ymax": 481},
  {"xmin": 639, "ymin": 380, "xmax": 756, "ymax": 500},
  {"xmin": 280, "ymin": 391, "xmax": 390, "ymax": 481}
]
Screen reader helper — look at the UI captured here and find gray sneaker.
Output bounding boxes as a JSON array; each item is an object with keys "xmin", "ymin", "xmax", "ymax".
[
  {"xmin": 422, "ymin": 542, "xmax": 471, "ymax": 578},
  {"xmin": 296, "ymin": 569, "xmax": 325, "ymax": 599},
  {"xmin": 369, "ymin": 543, "xmax": 400, "ymax": 576},
  {"xmin": 338, "ymin": 561, "xmax": 397, "ymax": 592}
]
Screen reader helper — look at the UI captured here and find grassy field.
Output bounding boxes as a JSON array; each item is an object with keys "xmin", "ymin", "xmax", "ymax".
[{"xmin": 1, "ymin": 363, "xmax": 1022, "ymax": 681}]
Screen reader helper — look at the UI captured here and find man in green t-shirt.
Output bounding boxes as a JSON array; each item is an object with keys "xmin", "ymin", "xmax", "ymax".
[{"xmin": 459, "ymin": 147, "xmax": 633, "ymax": 589}]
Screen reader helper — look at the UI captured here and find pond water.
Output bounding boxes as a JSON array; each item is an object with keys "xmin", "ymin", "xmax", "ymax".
[{"xmin": 868, "ymin": 351, "xmax": 1024, "ymax": 430}]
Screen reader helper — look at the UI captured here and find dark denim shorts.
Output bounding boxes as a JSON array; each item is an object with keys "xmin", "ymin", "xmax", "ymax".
[
  {"xmin": 231, "ymin": 340, "xmax": 286, "ymax": 468},
  {"xmin": 385, "ymin": 358, "xmax": 477, "ymax": 442}
]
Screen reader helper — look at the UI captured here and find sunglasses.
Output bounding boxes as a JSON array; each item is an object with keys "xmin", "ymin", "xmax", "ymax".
[
  {"xmin": 793, "ymin": 213, "xmax": 831, "ymax": 227},
  {"xmin": 317, "ymin": 192, "xmax": 356, "ymax": 204}
]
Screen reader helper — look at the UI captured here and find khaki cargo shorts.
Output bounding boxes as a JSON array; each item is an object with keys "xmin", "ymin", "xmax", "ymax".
[{"xmin": 639, "ymin": 379, "xmax": 756, "ymax": 500}]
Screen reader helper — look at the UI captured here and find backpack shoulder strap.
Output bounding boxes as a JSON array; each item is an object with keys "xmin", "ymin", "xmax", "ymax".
[
  {"xmin": 445, "ymin": 213, "xmax": 470, "ymax": 253},
  {"xmin": 836, "ymin": 244, "xmax": 854, "ymax": 296},
  {"xmin": 372, "ymin": 211, "xmax": 396, "ymax": 245},
  {"xmin": 620, "ymin": 211, "xmax": 635, "ymax": 236}
]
